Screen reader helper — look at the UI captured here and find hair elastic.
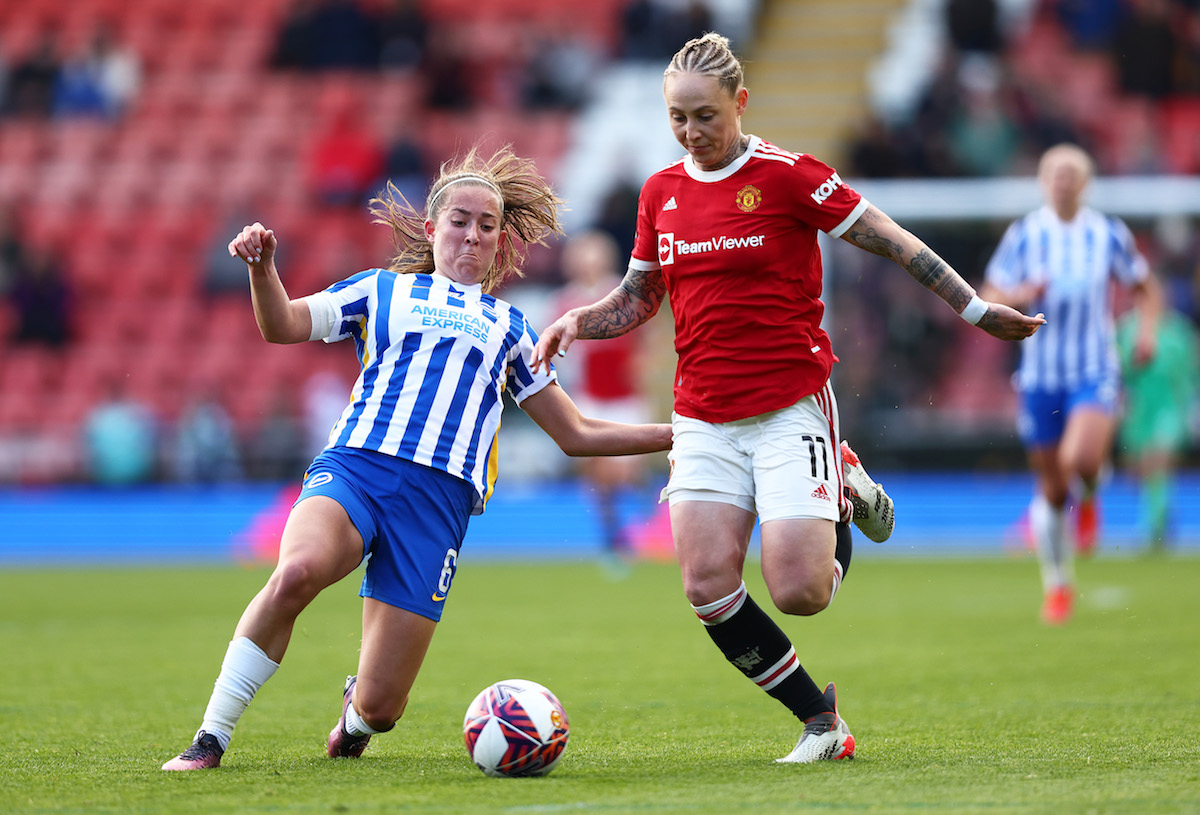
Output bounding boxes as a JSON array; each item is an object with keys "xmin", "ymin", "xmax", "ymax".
[{"xmin": 428, "ymin": 175, "xmax": 503, "ymax": 212}]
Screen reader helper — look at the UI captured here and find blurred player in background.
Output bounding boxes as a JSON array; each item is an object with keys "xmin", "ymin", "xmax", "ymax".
[
  {"xmin": 1116, "ymin": 302, "xmax": 1197, "ymax": 553},
  {"xmin": 162, "ymin": 145, "xmax": 672, "ymax": 771},
  {"xmin": 982, "ymin": 143, "xmax": 1162, "ymax": 624},
  {"xmin": 554, "ymin": 230, "xmax": 652, "ymax": 574},
  {"xmin": 533, "ymin": 33, "xmax": 1043, "ymax": 764}
]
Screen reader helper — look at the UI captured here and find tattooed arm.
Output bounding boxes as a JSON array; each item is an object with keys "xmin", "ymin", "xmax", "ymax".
[
  {"xmin": 531, "ymin": 265, "xmax": 667, "ymax": 374},
  {"xmin": 841, "ymin": 205, "xmax": 1045, "ymax": 341}
]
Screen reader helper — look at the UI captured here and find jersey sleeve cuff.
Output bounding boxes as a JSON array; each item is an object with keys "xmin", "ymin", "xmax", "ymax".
[{"xmin": 826, "ymin": 198, "xmax": 870, "ymax": 239}]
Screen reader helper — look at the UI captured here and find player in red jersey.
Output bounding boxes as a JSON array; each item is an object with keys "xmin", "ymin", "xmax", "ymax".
[{"xmin": 532, "ymin": 33, "xmax": 1044, "ymax": 763}]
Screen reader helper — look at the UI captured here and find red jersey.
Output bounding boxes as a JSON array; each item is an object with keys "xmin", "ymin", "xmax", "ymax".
[{"xmin": 630, "ymin": 136, "xmax": 868, "ymax": 423}]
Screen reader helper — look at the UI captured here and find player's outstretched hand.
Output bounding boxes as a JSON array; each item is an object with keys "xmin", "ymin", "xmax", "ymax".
[
  {"xmin": 228, "ymin": 222, "xmax": 277, "ymax": 269},
  {"xmin": 978, "ymin": 301, "xmax": 1046, "ymax": 341},
  {"xmin": 531, "ymin": 312, "xmax": 581, "ymax": 375}
]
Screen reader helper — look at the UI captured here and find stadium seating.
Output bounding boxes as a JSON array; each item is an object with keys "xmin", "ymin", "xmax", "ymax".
[{"xmin": 0, "ymin": 0, "xmax": 592, "ymax": 482}]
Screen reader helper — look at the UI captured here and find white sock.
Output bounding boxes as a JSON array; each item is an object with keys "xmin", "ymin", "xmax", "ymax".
[
  {"xmin": 344, "ymin": 697, "xmax": 388, "ymax": 737},
  {"xmin": 1030, "ymin": 495, "xmax": 1073, "ymax": 591},
  {"xmin": 827, "ymin": 561, "xmax": 844, "ymax": 609},
  {"xmin": 691, "ymin": 581, "xmax": 748, "ymax": 626},
  {"xmin": 198, "ymin": 637, "xmax": 280, "ymax": 751}
]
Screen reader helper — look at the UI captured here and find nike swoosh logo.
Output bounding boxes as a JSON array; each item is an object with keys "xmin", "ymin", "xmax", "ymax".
[{"xmin": 431, "ymin": 593, "xmax": 446, "ymax": 602}]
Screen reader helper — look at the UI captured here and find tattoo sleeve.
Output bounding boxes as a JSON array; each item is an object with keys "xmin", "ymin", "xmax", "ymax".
[
  {"xmin": 844, "ymin": 206, "xmax": 974, "ymax": 313},
  {"xmin": 576, "ymin": 266, "xmax": 667, "ymax": 340}
]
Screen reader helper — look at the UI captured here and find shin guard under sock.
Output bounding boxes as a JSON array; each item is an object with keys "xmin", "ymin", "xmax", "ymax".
[{"xmin": 692, "ymin": 582, "xmax": 829, "ymax": 720}]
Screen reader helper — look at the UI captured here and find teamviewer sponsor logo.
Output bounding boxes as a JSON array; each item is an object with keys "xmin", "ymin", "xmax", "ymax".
[
  {"xmin": 659, "ymin": 232, "xmax": 675, "ymax": 265},
  {"xmin": 673, "ymin": 234, "xmax": 766, "ymax": 255}
]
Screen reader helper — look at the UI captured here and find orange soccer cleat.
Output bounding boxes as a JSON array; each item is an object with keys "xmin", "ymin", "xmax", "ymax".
[{"xmin": 1041, "ymin": 585, "xmax": 1074, "ymax": 625}]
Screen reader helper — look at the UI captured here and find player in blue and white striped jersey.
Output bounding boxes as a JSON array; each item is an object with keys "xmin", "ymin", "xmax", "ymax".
[
  {"xmin": 163, "ymin": 146, "xmax": 672, "ymax": 771},
  {"xmin": 982, "ymin": 143, "xmax": 1162, "ymax": 623}
]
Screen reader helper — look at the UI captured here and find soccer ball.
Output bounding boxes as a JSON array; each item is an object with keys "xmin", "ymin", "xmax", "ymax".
[{"xmin": 463, "ymin": 679, "xmax": 570, "ymax": 777}]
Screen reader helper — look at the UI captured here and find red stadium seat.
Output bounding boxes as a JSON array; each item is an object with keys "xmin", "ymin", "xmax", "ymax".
[{"xmin": 1161, "ymin": 97, "xmax": 1200, "ymax": 174}]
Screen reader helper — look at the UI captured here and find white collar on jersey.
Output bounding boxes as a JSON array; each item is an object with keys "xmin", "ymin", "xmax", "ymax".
[{"xmin": 683, "ymin": 135, "xmax": 761, "ymax": 183}]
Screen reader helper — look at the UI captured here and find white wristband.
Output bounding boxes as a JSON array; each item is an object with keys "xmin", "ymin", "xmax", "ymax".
[{"xmin": 960, "ymin": 295, "xmax": 987, "ymax": 326}]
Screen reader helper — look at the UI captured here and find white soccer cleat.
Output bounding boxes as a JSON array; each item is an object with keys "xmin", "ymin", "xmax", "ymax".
[
  {"xmin": 776, "ymin": 682, "xmax": 856, "ymax": 764},
  {"xmin": 841, "ymin": 441, "xmax": 894, "ymax": 543}
]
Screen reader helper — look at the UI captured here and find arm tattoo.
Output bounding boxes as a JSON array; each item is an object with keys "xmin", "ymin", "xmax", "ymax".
[
  {"xmin": 576, "ymin": 267, "xmax": 666, "ymax": 340},
  {"xmin": 906, "ymin": 250, "xmax": 971, "ymax": 312},
  {"xmin": 846, "ymin": 208, "xmax": 973, "ymax": 312},
  {"xmin": 844, "ymin": 214, "xmax": 903, "ymax": 261}
]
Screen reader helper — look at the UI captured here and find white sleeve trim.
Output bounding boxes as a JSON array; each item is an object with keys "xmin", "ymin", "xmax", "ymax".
[
  {"xmin": 629, "ymin": 257, "xmax": 660, "ymax": 272},
  {"xmin": 304, "ymin": 294, "xmax": 338, "ymax": 342},
  {"xmin": 512, "ymin": 371, "xmax": 557, "ymax": 405},
  {"xmin": 826, "ymin": 198, "xmax": 870, "ymax": 239}
]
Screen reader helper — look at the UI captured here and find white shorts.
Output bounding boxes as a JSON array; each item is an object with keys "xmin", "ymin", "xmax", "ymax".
[{"xmin": 661, "ymin": 382, "xmax": 851, "ymax": 524}]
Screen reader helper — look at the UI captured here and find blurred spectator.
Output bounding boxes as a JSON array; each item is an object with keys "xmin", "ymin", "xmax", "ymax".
[
  {"xmin": 9, "ymin": 245, "xmax": 73, "ymax": 347},
  {"xmin": 1155, "ymin": 214, "xmax": 1199, "ymax": 319},
  {"xmin": 0, "ymin": 205, "xmax": 30, "ymax": 296},
  {"xmin": 305, "ymin": 108, "xmax": 385, "ymax": 208},
  {"xmin": 312, "ymin": 0, "xmax": 379, "ymax": 70},
  {"xmin": 420, "ymin": 27, "xmax": 474, "ymax": 110},
  {"xmin": 303, "ymin": 369, "xmax": 351, "ymax": 458},
  {"xmin": 1176, "ymin": 1, "xmax": 1200, "ymax": 93},
  {"xmin": 272, "ymin": 0, "xmax": 378, "ymax": 71},
  {"xmin": 271, "ymin": 0, "xmax": 320, "ymax": 70},
  {"xmin": 377, "ymin": 123, "xmax": 428, "ymax": 205},
  {"xmin": 0, "ymin": 44, "xmax": 9, "ymax": 111},
  {"xmin": 592, "ymin": 179, "xmax": 641, "ymax": 262},
  {"xmin": 946, "ymin": 57, "xmax": 1021, "ymax": 176},
  {"xmin": 1116, "ymin": 304, "xmax": 1198, "ymax": 551},
  {"xmin": 84, "ymin": 378, "xmax": 157, "ymax": 485},
  {"xmin": 846, "ymin": 114, "xmax": 912, "ymax": 178},
  {"xmin": 945, "ymin": 0, "xmax": 1001, "ymax": 54},
  {"xmin": 1008, "ymin": 77, "xmax": 1086, "ymax": 161},
  {"xmin": 621, "ymin": 0, "xmax": 714, "ymax": 61},
  {"xmin": 906, "ymin": 54, "xmax": 963, "ymax": 176},
  {"xmin": 246, "ymin": 391, "xmax": 309, "ymax": 480},
  {"xmin": 5, "ymin": 32, "xmax": 60, "ymax": 117},
  {"xmin": 377, "ymin": 0, "xmax": 428, "ymax": 72},
  {"xmin": 203, "ymin": 203, "xmax": 262, "ymax": 297},
  {"xmin": 169, "ymin": 388, "xmax": 243, "ymax": 483},
  {"xmin": 54, "ymin": 23, "xmax": 141, "ymax": 118},
  {"xmin": 522, "ymin": 26, "xmax": 602, "ymax": 111},
  {"xmin": 1055, "ymin": 0, "xmax": 1123, "ymax": 50},
  {"xmin": 1112, "ymin": 0, "xmax": 1177, "ymax": 98},
  {"xmin": 553, "ymin": 231, "xmax": 652, "ymax": 567}
]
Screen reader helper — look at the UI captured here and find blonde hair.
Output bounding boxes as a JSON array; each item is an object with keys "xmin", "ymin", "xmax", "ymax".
[
  {"xmin": 664, "ymin": 32, "xmax": 744, "ymax": 97},
  {"xmin": 370, "ymin": 144, "xmax": 565, "ymax": 293},
  {"xmin": 1038, "ymin": 143, "xmax": 1094, "ymax": 183}
]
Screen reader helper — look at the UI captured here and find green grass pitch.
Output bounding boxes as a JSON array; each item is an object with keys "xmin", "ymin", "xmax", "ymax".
[{"xmin": 1, "ymin": 554, "xmax": 1197, "ymax": 814}]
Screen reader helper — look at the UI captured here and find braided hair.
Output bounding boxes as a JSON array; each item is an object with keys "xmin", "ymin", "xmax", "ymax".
[{"xmin": 664, "ymin": 32, "xmax": 744, "ymax": 97}]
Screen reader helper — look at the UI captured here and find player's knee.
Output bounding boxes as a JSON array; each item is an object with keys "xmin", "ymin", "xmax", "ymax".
[
  {"xmin": 266, "ymin": 559, "xmax": 327, "ymax": 609},
  {"xmin": 680, "ymin": 566, "xmax": 741, "ymax": 609},
  {"xmin": 769, "ymin": 580, "xmax": 830, "ymax": 617}
]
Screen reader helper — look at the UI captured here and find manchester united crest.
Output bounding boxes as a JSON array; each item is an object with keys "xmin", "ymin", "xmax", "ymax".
[{"xmin": 736, "ymin": 184, "xmax": 762, "ymax": 213}]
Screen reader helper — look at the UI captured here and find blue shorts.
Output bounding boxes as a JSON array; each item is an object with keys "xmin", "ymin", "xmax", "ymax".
[
  {"xmin": 1017, "ymin": 376, "xmax": 1119, "ymax": 447},
  {"xmin": 296, "ymin": 447, "xmax": 475, "ymax": 622}
]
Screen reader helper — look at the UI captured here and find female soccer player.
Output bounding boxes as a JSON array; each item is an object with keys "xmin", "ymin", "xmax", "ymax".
[
  {"xmin": 532, "ymin": 33, "xmax": 1044, "ymax": 763},
  {"xmin": 982, "ymin": 143, "xmax": 1162, "ymax": 623},
  {"xmin": 162, "ymin": 145, "xmax": 672, "ymax": 770}
]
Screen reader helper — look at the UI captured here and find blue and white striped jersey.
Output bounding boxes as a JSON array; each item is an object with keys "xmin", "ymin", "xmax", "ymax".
[
  {"xmin": 304, "ymin": 270, "xmax": 556, "ymax": 514},
  {"xmin": 984, "ymin": 205, "xmax": 1149, "ymax": 391}
]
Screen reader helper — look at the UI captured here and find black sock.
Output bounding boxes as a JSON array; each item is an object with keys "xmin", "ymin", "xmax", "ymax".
[
  {"xmin": 835, "ymin": 521, "xmax": 852, "ymax": 580},
  {"xmin": 699, "ymin": 589, "xmax": 830, "ymax": 720}
]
